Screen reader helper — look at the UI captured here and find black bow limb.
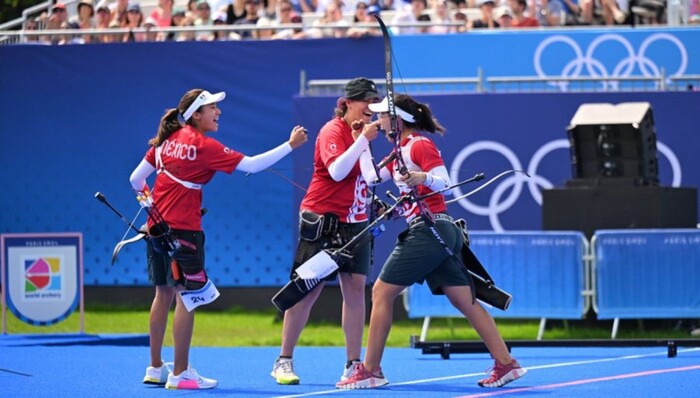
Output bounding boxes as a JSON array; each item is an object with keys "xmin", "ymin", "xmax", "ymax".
[
  {"xmin": 413, "ymin": 172, "xmax": 486, "ymax": 202},
  {"xmin": 445, "ymin": 169, "xmax": 530, "ymax": 205}
]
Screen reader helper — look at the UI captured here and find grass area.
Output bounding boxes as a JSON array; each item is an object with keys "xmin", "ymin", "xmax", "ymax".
[{"xmin": 4, "ymin": 305, "xmax": 693, "ymax": 347}]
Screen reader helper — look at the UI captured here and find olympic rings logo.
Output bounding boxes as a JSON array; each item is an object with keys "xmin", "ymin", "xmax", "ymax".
[
  {"xmin": 449, "ymin": 140, "xmax": 682, "ymax": 232},
  {"xmin": 533, "ymin": 33, "xmax": 687, "ymax": 91}
]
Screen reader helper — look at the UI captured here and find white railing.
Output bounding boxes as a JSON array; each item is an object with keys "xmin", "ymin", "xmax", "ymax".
[
  {"xmin": 0, "ymin": 19, "xmax": 468, "ymax": 45},
  {"xmin": 301, "ymin": 71, "xmax": 700, "ymax": 94}
]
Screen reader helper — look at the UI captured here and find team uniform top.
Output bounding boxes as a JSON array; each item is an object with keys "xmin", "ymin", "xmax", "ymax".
[
  {"xmin": 387, "ymin": 133, "xmax": 447, "ymax": 222},
  {"xmin": 300, "ymin": 117, "xmax": 368, "ymax": 223},
  {"xmin": 144, "ymin": 125, "xmax": 244, "ymax": 231}
]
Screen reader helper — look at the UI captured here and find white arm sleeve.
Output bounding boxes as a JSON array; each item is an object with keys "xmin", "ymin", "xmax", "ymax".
[
  {"xmin": 129, "ymin": 159, "xmax": 156, "ymax": 191},
  {"xmin": 423, "ymin": 165, "xmax": 453, "ymax": 195},
  {"xmin": 236, "ymin": 142, "xmax": 293, "ymax": 174},
  {"xmin": 327, "ymin": 135, "xmax": 369, "ymax": 182},
  {"xmin": 359, "ymin": 149, "xmax": 391, "ymax": 186}
]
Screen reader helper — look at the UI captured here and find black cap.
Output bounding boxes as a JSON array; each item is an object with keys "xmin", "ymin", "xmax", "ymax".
[{"xmin": 344, "ymin": 77, "xmax": 379, "ymax": 101}]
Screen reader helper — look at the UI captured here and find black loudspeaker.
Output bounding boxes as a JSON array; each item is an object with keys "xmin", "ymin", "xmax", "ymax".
[
  {"xmin": 566, "ymin": 102, "xmax": 659, "ymax": 187},
  {"xmin": 542, "ymin": 187, "xmax": 698, "ymax": 239}
]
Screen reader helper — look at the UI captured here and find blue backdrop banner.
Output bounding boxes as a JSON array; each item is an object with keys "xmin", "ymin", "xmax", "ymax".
[
  {"xmin": 293, "ymin": 92, "xmax": 700, "ymax": 281},
  {"xmin": 392, "ymin": 27, "xmax": 700, "ymax": 85},
  {"xmin": 1, "ymin": 30, "xmax": 698, "ymax": 287},
  {"xmin": 0, "ymin": 38, "xmax": 384, "ymax": 287}
]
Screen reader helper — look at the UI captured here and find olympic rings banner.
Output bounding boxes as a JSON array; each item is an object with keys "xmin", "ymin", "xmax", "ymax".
[{"xmin": 393, "ymin": 27, "xmax": 700, "ymax": 87}]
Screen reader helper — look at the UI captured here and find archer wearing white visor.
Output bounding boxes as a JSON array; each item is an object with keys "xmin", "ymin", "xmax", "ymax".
[
  {"xmin": 129, "ymin": 88, "xmax": 307, "ymax": 390},
  {"xmin": 337, "ymin": 94, "xmax": 527, "ymax": 390}
]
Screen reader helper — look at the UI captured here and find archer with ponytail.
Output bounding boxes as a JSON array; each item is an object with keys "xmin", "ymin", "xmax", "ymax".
[
  {"xmin": 337, "ymin": 94, "xmax": 526, "ymax": 390},
  {"xmin": 129, "ymin": 88, "xmax": 307, "ymax": 390}
]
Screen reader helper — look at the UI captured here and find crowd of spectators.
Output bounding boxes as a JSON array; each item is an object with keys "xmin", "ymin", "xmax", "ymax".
[{"xmin": 16, "ymin": 0, "xmax": 700, "ymax": 44}]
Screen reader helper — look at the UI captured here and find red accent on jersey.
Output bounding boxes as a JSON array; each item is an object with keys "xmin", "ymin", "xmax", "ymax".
[
  {"xmin": 388, "ymin": 133, "xmax": 447, "ymax": 221},
  {"xmin": 144, "ymin": 125, "xmax": 244, "ymax": 231},
  {"xmin": 300, "ymin": 117, "xmax": 368, "ymax": 223}
]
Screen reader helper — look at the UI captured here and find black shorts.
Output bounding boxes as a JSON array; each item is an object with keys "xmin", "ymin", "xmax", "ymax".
[
  {"xmin": 379, "ymin": 218, "xmax": 468, "ymax": 294},
  {"xmin": 290, "ymin": 220, "xmax": 370, "ymax": 281},
  {"xmin": 147, "ymin": 229, "xmax": 205, "ymax": 287}
]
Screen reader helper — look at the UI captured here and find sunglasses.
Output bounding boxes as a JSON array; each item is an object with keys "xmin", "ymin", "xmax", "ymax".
[{"xmin": 280, "ymin": 7, "xmax": 292, "ymax": 11}]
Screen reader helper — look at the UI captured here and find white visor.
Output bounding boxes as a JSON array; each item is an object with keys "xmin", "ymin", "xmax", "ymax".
[
  {"xmin": 368, "ymin": 97, "xmax": 415, "ymax": 123},
  {"xmin": 182, "ymin": 90, "xmax": 226, "ymax": 121}
]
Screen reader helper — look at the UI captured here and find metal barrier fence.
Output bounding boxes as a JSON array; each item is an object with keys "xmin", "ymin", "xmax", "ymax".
[
  {"xmin": 404, "ymin": 229, "xmax": 700, "ymax": 341},
  {"xmin": 593, "ymin": 229, "xmax": 700, "ymax": 338},
  {"xmin": 404, "ymin": 231, "xmax": 590, "ymax": 341}
]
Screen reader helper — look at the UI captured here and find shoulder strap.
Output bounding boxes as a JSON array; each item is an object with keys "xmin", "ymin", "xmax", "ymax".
[{"xmin": 155, "ymin": 145, "xmax": 203, "ymax": 190}]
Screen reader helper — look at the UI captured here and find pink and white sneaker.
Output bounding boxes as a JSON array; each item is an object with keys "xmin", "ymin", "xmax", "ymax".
[
  {"xmin": 335, "ymin": 363, "xmax": 388, "ymax": 389},
  {"xmin": 165, "ymin": 365, "xmax": 217, "ymax": 390},
  {"xmin": 477, "ymin": 358, "xmax": 527, "ymax": 388}
]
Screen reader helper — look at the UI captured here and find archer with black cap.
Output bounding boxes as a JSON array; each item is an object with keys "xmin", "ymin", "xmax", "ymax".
[{"xmin": 271, "ymin": 77, "xmax": 382, "ymax": 386}]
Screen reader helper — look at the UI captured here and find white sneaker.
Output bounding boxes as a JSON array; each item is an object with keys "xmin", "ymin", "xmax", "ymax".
[
  {"xmin": 165, "ymin": 365, "xmax": 217, "ymax": 390},
  {"xmin": 341, "ymin": 360, "xmax": 361, "ymax": 381},
  {"xmin": 143, "ymin": 362, "xmax": 172, "ymax": 385},
  {"xmin": 271, "ymin": 358, "xmax": 300, "ymax": 385}
]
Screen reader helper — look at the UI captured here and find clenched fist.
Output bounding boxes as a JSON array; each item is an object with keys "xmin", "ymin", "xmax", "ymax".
[
  {"xmin": 288, "ymin": 125, "xmax": 308, "ymax": 149},
  {"xmin": 351, "ymin": 120, "xmax": 381, "ymax": 142}
]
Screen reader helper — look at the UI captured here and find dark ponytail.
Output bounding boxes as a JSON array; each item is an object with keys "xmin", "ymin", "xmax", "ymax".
[
  {"xmin": 396, "ymin": 94, "xmax": 446, "ymax": 135},
  {"xmin": 147, "ymin": 89, "xmax": 204, "ymax": 147}
]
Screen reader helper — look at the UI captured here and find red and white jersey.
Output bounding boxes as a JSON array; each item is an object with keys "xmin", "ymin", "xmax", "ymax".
[
  {"xmin": 300, "ymin": 117, "xmax": 368, "ymax": 223},
  {"xmin": 144, "ymin": 125, "xmax": 244, "ymax": 231},
  {"xmin": 387, "ymin": 133, "xmax": 447, "ymax": 222}
]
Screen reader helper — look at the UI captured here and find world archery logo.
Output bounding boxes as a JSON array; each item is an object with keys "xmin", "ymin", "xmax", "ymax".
[{"xmin": 24, "ymin": 257, "xmax": 63, "ymax": 299}]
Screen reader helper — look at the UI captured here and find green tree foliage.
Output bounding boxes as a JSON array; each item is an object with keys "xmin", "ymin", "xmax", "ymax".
[{"xmin": 2, "ymin": 0, "xmax": 47, "ymax": 26}]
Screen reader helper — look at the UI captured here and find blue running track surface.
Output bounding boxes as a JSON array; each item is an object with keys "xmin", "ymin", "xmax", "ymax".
[{"xmin": 1, "ymin": 334, "xmax": 698, "ymax": 397}]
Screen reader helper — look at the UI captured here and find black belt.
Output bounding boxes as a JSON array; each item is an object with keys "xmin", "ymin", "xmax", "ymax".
[{"xmin": 409, "ymin": 213, "xmax": 453, "ymax": 228}]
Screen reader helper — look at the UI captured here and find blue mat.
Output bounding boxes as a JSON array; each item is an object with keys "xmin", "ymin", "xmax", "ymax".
[
  {"xmin": 1, "ymin": 335, "xmax": 698, "ymax": 398},
  {"xmin": 0, "ymin": 333, "xmax": 149, "ymax": 347}
]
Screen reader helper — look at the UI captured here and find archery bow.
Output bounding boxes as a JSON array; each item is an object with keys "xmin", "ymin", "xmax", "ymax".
[
  {"xmin": 95, "ymin": 192, "xmax": 148, "ymax": 265},
  {"xmin": 245, "ymin": 168, "xmax": 308, "ymax": 192},
  {"xmin": 112, "ymin": 230, "xmax": 146, "ymax": 265},
  {"xmin": 373, "ymin": 14, "xmax": 432, "ymax": 220},
  {"xmin": 415, "ymin": 172, "xmax": 485, "ymax": 202},
  {"xmin": 446, "ymin": 169, "xmax": 530, "ymax": 205},
  {"xmin": 372, "ymin": 15, "xmax": 513, "ymax": 309}
]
